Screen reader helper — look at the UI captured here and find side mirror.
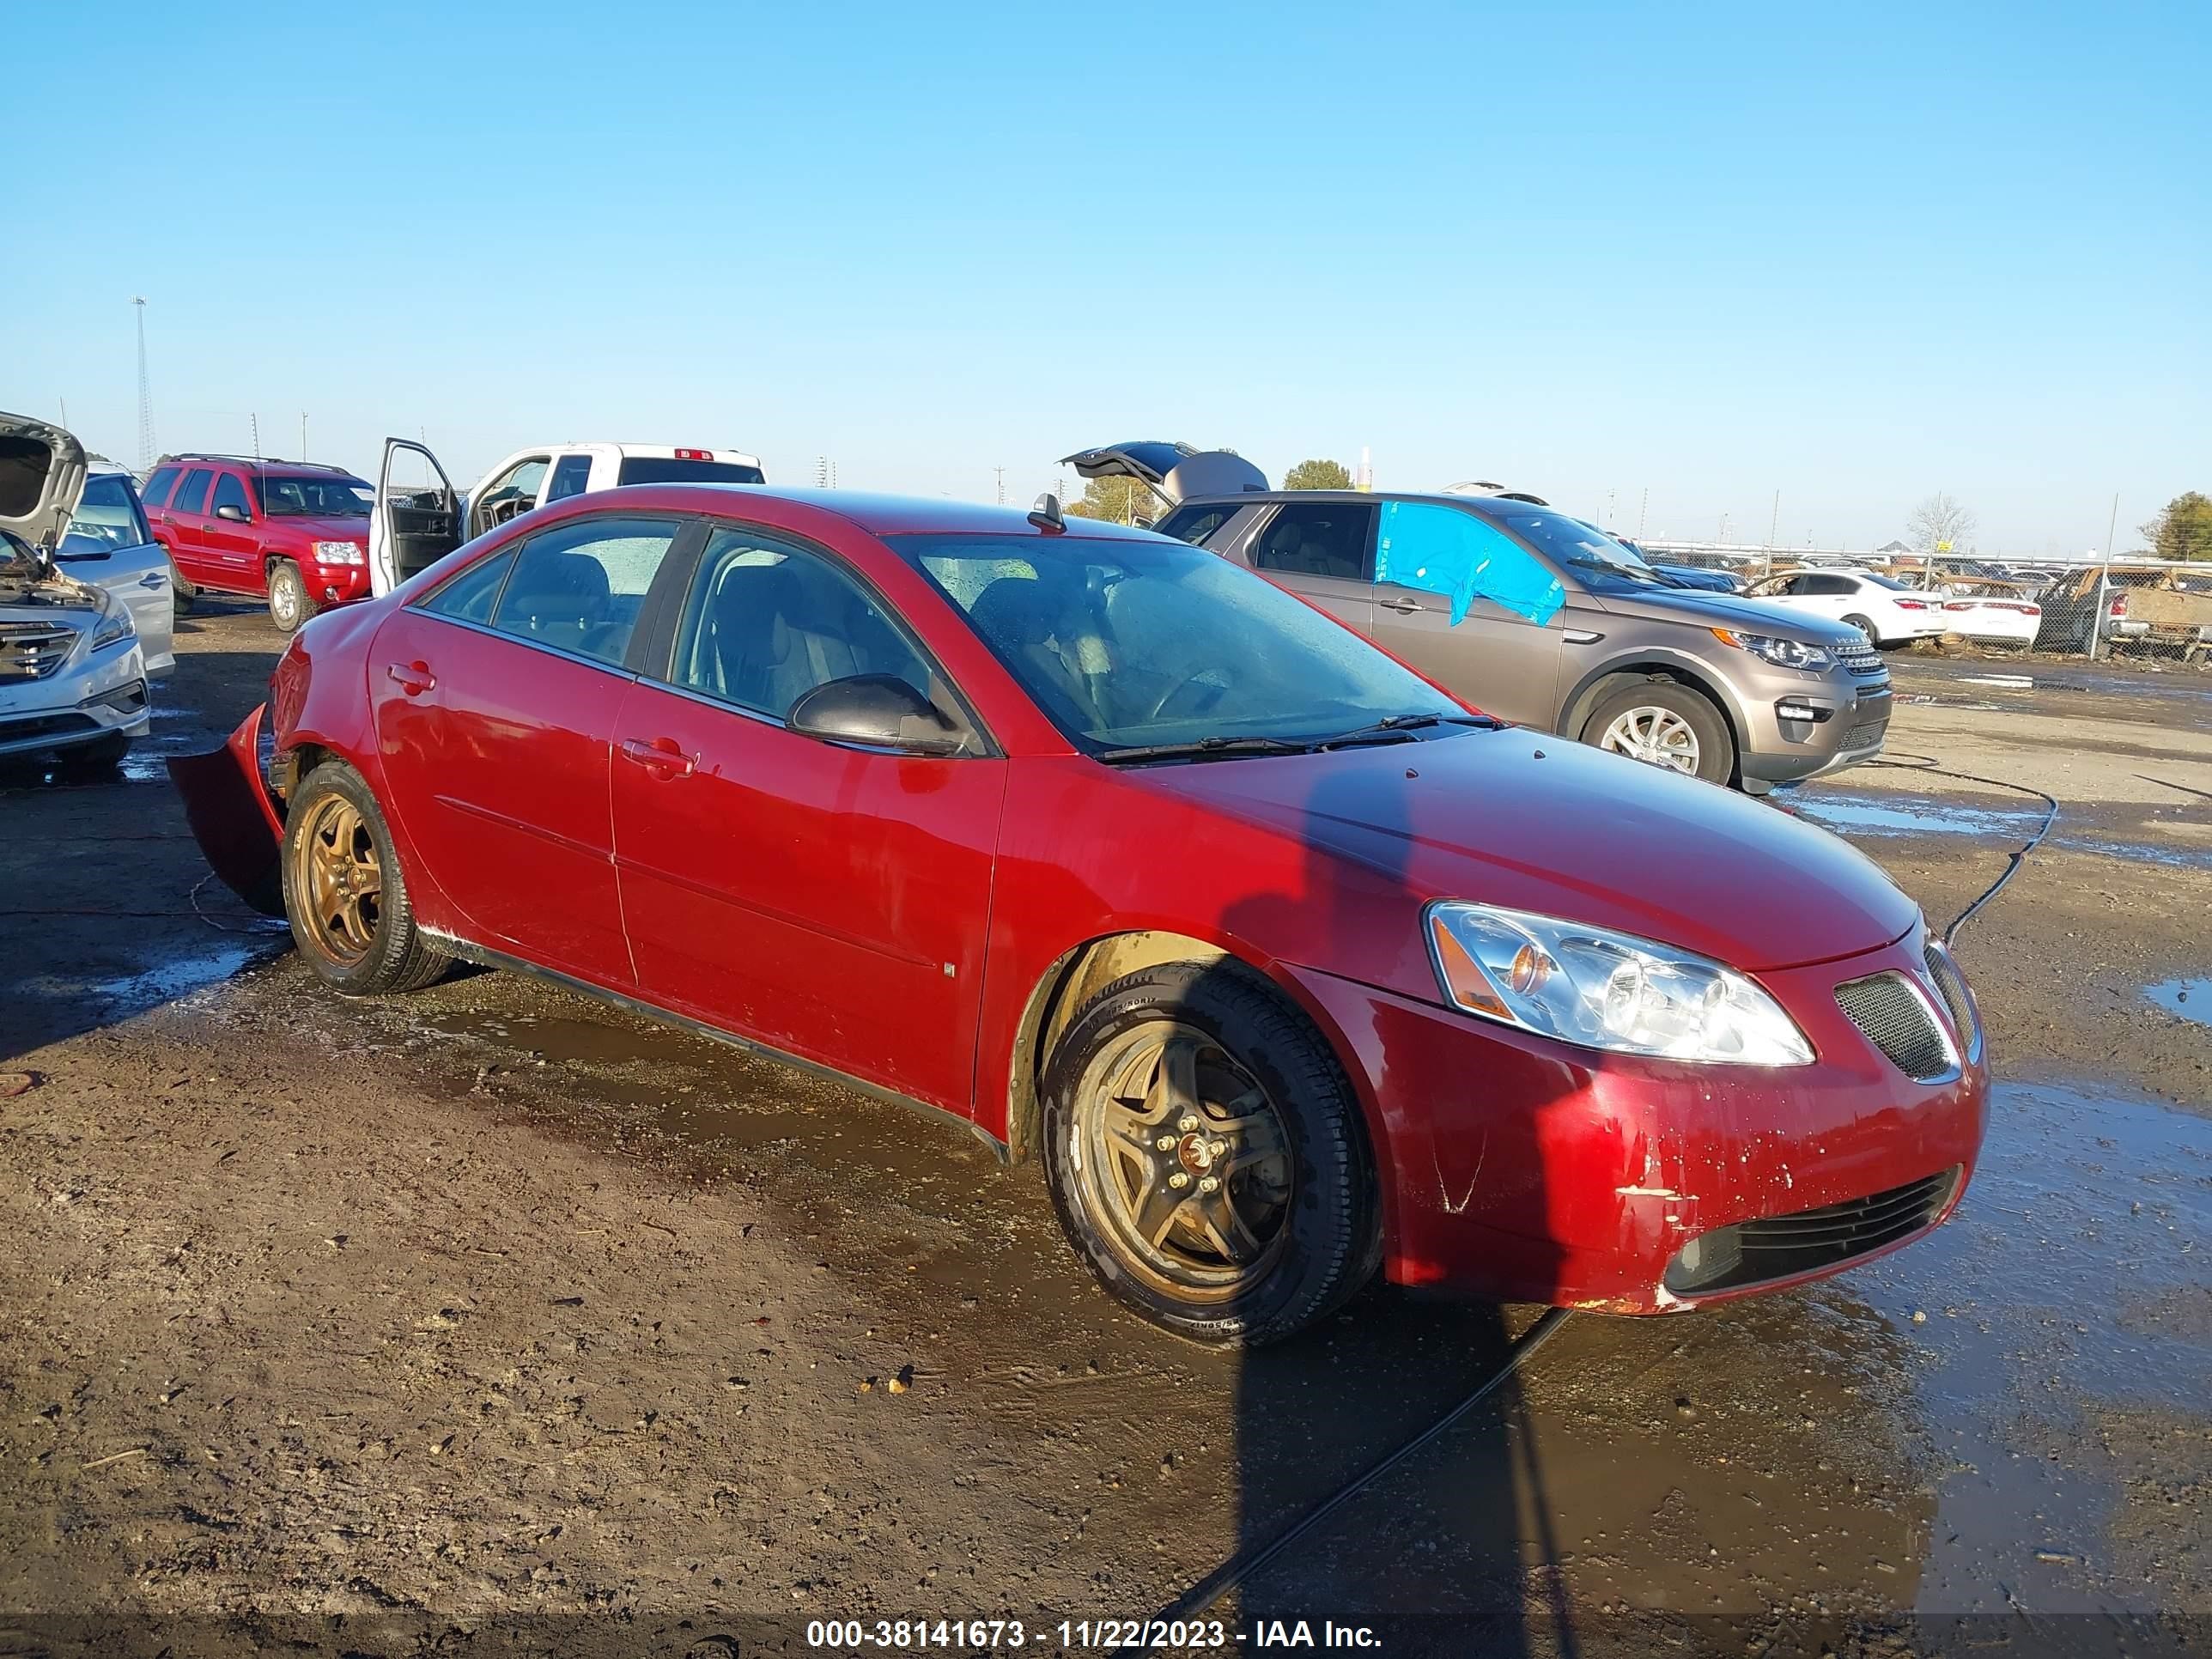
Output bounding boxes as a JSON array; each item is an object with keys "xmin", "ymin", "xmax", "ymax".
[
  {"xmin": 787, "ymin": 674, "xmax": 965, "ymax": 756},
  {"xmin": 216, "ymin": 503, "xmax": 251, "ymax": 523}
]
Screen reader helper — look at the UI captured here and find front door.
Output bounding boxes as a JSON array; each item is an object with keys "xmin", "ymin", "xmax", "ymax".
[
  {"xmin": 368, "ymin": 438, "xmax": 462, "ymax": 596},
  {"xmin": 368, "ymin": 512, "xmax": 693, "ymax": 983},
  {"xmin": 202, "ymin": 468, "xmax": 262, "ymax": 589},
  {"xmin": 1367, "ymin": 501, "xmax": 1569, "ymax": 726},
  {"xmin": 611, "ymin": 521, "xmax": 1005, "ymax": 1115},
  {"xmin": 1237, "ymin": 500, "xmax": 1377, "ymax": 635}
]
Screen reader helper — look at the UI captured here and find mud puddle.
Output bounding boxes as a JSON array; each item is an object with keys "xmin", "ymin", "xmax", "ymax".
[
  {"xmin": 1790, "ymin": 793, "xmax": 2038, "ymax": 838},
  {"xmin": 20, "ymin": 939, "xmax": 288, "ymax": 1022},
  {"xmin": 2144, "ymin": 978, "xmax": 2212, "ymax": 1027}
]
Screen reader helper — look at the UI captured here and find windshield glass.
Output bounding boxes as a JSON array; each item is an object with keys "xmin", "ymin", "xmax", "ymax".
[
  {"xmin": 1492, "ymin": 507, "xmax": 1667, "ymax": 591},
  {"xmin": 260, "ymin": 475, "xmax": 372, "ymax": 516},
  {"xmin": 616, "ymin": 458, "xmax": 765, "ymax": 487},
  {"xmin": 888, "ymin": 532, "xmax": 1464, "ymax": 754}
]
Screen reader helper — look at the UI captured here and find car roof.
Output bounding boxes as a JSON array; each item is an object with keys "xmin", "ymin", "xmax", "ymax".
[{"xmin": 567, "ymin": 484, "xmax": 1164, "ymax": 542}]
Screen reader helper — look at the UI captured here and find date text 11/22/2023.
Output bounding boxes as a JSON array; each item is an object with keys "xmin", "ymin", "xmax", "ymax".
[{"xmin": 803, "ymin": 1619, "xmax": 1382, "ymax": 1649}]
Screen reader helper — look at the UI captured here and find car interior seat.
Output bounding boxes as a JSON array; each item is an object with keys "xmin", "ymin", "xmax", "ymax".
[{"xmin": 505, "ymin": 550, "xmax": 615, "ymax": 655}]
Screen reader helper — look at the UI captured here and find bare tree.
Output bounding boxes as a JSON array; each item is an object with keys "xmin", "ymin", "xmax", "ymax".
[{"xmin": 1905, "ymin": 492, "xmax": 1978, "ymax": 555}]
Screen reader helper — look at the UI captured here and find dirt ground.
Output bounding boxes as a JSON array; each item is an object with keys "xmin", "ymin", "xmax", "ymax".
[{"xmin": 3, "ymin": 611, "xmax": 2207, "ymax": 1658}]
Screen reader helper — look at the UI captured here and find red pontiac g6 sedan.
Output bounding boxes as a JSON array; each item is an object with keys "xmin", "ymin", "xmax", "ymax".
[{"xmin": 175, "ymin": 485, "xmax": 1988, "ymax": 1345}]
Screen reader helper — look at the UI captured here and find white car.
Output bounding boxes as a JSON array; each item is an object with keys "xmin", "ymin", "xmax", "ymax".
[
  {"xmin": 368, "ymin": 439, "xmax": 765, "ymax": 596},
  {"xmin": 1, "ymin": 413, "xmax": 151, "ymax": 773},
  {"xmin": 1743, "ymin": 567, "xmax": 1948, "ymax": 647},
  {"xmin": 1933, "ymin": 583, "xmax": 2043, "ymax": 646}
]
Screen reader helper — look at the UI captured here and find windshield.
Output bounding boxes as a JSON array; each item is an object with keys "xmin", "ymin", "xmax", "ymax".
[
  {"xmin": 616, "ymin": 458, "xmax": 765, "ymax": 487},
  {"xmin": 261, "ymin": 475, "xmax": 372, "ymax": 516},
  {"xmin": 1492, "ymin": 507, "xmax": 1668, "ymax": 591},
  {"xmin": 888, "ymin": 532, "xmax": 1465, "ymax": 755}
]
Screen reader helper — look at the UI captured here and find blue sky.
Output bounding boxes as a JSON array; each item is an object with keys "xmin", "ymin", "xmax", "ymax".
[{"xmin": 7, "ymin": 2, "xmax": 2206, "ymax": 553}]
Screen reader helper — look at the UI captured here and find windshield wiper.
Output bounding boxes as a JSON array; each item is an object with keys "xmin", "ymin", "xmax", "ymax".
[
  {"xmin": 1316, "ymin": 712, "xmax": 1498, "ymax": 750},
  {"xmin": 1094, "ymin": 735, "xmax": 1315, "ymax": 765}
]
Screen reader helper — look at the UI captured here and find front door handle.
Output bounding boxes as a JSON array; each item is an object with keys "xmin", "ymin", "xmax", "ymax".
[
  {"xmin": 618, "ymin": 736, "xmax": 697, "ymax": 777},
  {"xmin": 386, "ymin": 660, "xmax": 435, "ymax": 696},
  {"xmin": 138, "ymin": 570, "xmax": 167, "ymax": 587},
  {"xmin": 1381, "ymin": 595, "xmax": 1425, "ymax": 614}
]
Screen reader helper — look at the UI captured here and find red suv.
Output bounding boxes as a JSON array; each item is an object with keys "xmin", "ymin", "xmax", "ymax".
[{"xmin": 142, "ymin": 455, "xmax": 375, "ymax": 633}]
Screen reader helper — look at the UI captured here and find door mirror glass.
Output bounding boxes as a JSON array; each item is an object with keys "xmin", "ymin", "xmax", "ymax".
[
  {"xmin": 787, "ymin": 674, "xmax": 964, "ymax": 755},
  {"xmin": 215, "ymin": 502, "xmax": 250, "ymax": 523}
]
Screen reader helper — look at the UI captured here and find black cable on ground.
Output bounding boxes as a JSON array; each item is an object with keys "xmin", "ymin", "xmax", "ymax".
[
  {"xmin": 1139, "ymin": 1307, "xmax": 1575, "ymax": 1636},
  {"xmin": 1857, "ymin": 754, "xmax": 2062, "ymax": 943}
]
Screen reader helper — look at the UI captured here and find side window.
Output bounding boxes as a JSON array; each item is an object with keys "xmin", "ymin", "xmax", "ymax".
[
  {"xmin": 478, "ymin": 457, "xmax": 550, "ymax": 528},
  {"xmin": 1375, "ymin": 501, "xmax": 1566, "ymax": 624},
  {"xmin": 1810, "ymin": 574, "xmax": 1856, "ymax": 597},
  {"xmin": 419, "ymin": 549, "xmax": 516, "ymax": 624},
  {"xmin": 61, "ymin": 477, "xmax": 152, "ymax": 556},
  {"xmin": 211, "ymin": 472, "xmax": 252, "ymax": 520},
  {"xmin": 1249, "ymin": 503, "xmax": 1376, "ymax": 582},
  {"xmin": 544, "ymin": 454, "xmax": 593, "ymax": 502},
  {"xmin": 1152, "ymin": 502, "xmax": 1245, "ymax": 546},
  {"xmin": 669, "ymin": 527, "xmax": 936, "ymax": 722},
  {"xmin": 171, "ymin": 468, "xmax": 213, "ymax": 515},
  {"xmin": 488, "ymin": 516, "xmax": 680, "ymax": 666},
  {"xmin": 141, "ymin": 466, "xmax": 179, "ymax": 509}
]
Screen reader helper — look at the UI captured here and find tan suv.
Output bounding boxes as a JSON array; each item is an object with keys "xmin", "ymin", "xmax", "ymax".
[{"xmin": 1066, "ymin": 444, "xmax": 1889, "ymax": 793}]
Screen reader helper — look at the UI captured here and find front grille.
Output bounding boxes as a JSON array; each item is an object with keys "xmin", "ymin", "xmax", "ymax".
[
  {"xmin": 1664, "ymin": 1167, "xmax": 1960, "ymax": 1293},
  {"xmin": 1835, "ymin": 971, "xmax": 1955, "ymax": 1081},
  {"xmin": 1837, "ymin": 640, "xmax": 1885, "ymax": 677},
  {"xmin": 1923, "ymin": 943, "xmax": 1978, "ymax": 1050},
  {"xmin": 1839, "ymin": 716, "xmax": 1889, "ymax": 751},
  {"xmin": 0, "ymin": 622, "xmax": 79, "ymax": 681}
]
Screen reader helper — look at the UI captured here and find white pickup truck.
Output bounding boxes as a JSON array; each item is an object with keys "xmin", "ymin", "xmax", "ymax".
[{"xmin": 368, "ymin": 439, "xmax": 765, "ymax": 597}]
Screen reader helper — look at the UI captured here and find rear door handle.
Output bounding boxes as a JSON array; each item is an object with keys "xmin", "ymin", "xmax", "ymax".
[
  {"xmin": 386, "ymin": 660, "xmax": 435, "ymax": 696},
  {"xmin": 618, "ymin": 736, "xmax": 696, "ymax": 777}
]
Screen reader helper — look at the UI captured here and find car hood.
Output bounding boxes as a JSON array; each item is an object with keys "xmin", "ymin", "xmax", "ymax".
[
  {"xmin": 1589, "ymin": 582, "xmax": 1864, "ymax": 644},
  {"xmin": 0, "ymin": 411, "xmax": 88, "ymax": 552},
  {"xmin": 1128, "ymin": 727, "xmax": 1917, "ymax": 973}
]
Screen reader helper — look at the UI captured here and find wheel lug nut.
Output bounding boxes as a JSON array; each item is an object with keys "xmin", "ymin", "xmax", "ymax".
[
  {"xmin": 1169, "ymin": 1171, "xmax": 1191, "ymax": 1189},
  {"xmin": 1209, "ymin": 1140, "xmax": 1228, "ymax": 1158},
  {"xmin": 1177, "ymin": 1115, "xmax": 1200, "ymax": 1133},
  {"xmin": 1198, "ymin": 1176, "xmax": 1220, "ymax": 1194},
  {"xmin": 1154, "ymin": 1135, "xmax": 1176, "ymax": 1151}
]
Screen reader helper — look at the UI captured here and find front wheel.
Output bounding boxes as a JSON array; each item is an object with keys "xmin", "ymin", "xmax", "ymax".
[
  {"xmin": 167, "ymin": 557, "xmax": 198, "ymax": 610},
  {"xmin": 1042, "ymin": 961, "xmax": 1379, "ymax": 1346},
  {"xmin": 1841, "ymin": 613, "xmax": 1879, "ymax": 643},
  {"xmin": 281, "ymin": 761, "xmax": 450, "ymax": 995},
  {"xmin": 267, "ymin": 560, "xmax": 319, "ymax": 634},
  {"xmin": 1581, "ymin": 680, "xmax": 1735, "ymax": 786}
]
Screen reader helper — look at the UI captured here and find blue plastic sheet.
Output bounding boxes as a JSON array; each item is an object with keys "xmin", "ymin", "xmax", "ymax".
[{"xmin": 1375, "ymin": 501, "xmax": 1565, "ymax": 626}]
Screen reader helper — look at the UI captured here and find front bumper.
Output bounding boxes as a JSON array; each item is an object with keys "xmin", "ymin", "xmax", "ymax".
[
  {"xmin": 1734, "ymin": 666, "xmax": 1891, "ymax": 787},
  {"xmin": 1284, "ymin": 933, "xmax": 1987, "ymax": 1313},
  {"xmin": 0, "ymin": 642, "xmax": 151, "ymax": 759},
  {"xmin": 303, "ymin": 561, "xmax": 372, "ymax": 605}
]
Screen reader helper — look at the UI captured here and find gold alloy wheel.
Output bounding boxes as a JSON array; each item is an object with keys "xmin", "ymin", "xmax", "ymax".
[
  {"xmin": 292, "ymin": 793, "xmax": 383, "ymax": 967},
  {"xmin": 1071, "ymin": 1021, "xmax": 1295, "ymax": 1302}
]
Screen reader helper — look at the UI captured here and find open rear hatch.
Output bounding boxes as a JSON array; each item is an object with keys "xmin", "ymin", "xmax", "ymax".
[
  {"xmin": 0, "ymin": 412, "xmax": 88, "ymax": 555},
  {"xmin": 1060, "ymin": 441, "xmax": 1269, "ymax": 510}
]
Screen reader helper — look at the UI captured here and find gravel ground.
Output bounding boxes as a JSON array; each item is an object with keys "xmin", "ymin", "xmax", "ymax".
[{"xmin": 2, "ymin": 616, "xmax": 2206, "ymax": 1658}]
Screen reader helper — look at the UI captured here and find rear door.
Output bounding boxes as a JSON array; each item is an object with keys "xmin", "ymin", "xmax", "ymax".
[
  {"xmin": 368, "ymin": 438, "xmax": 461, "ymax": 596},
  {"xmin": 58, "ymin": 475, "xmax": 174, "ymax": 674},
  {"xmin": 1235, "ymin": 500, "xmax": 1377, "ymax": 635},
  {"xmin": 368, "ymin": 511, "xmax": 698, "ymax": 981},
  {"xmin": 610, "ymin": 519, "xmax": 1005, "ymax": 1115},
  {"xmin": 162, "ymin": 467, "xmax": 218, "ymax": 585}
]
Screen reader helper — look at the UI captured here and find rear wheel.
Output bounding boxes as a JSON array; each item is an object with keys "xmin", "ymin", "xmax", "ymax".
[
  {"xmin": 267, "ymin": 560, "xmax": 318, "ymax": 634},
  {"xmin": 281, "ymin": 761, "xmax": 449, "ymax": 995},
  {"xmin": 1042, "ymin": 961, "xmax": 1379, "ymax": 1346},
  {"xmin": 1581, "ymin": 680, "xmax": 1735, "ymax": 786}
]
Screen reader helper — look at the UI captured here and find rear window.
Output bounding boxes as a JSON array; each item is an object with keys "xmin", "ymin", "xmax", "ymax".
[
  {"xmin": 615, "ymin": 458, "xmax": 764, "ymax": 487},
  {"xmin": 1152, "ymin": 502, "xmax": 1247, "ymax": 545},
  {"xmin": 141, "ymin": 465, "xmax": 180, "ymax": 508}
]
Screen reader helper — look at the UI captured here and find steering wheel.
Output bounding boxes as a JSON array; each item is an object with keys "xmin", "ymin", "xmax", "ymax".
[{"xmin": 1148, "ymin": 669, "xmax": 1232, "ymax": 722}]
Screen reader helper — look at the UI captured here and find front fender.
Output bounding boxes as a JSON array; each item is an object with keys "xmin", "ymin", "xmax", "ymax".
[{"xmin": 167, "ymin": 704, "xmax": 284, "ymax": 915}]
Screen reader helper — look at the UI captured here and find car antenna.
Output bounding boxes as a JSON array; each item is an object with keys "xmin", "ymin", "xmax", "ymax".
[{"xmin": 1028, "ymin": 491, "xmax": 1066, "ymax": 534}]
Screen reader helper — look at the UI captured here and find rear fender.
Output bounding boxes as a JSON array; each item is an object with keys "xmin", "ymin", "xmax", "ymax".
[{"xmin": 167, "ymin": 704, "xmax": 284, "ymax": 915}]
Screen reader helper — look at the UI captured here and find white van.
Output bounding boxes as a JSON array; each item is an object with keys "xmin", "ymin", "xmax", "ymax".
[{"xmin": 368, "ymin": 439, "xmax": 765, "ymax": 597}]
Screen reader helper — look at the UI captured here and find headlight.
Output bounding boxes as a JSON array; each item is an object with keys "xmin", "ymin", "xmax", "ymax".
[
  {"xmin": 1425, "ymin": 902, "xmax": 1815, "ymax": 1066},
  {"xmin": 312, "ymin": 540, "xmax": 367, "ymax": 566},
  {"xmin": 1710, "ymin": 628, "xmax": 1833, "ymax": 672},
  {"xmin": 88, "ymin": 592, "xmax": 136, "ymax": 651}
]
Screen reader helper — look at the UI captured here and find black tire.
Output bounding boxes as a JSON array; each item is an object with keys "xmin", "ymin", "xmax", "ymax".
[
  {"xmin": 280, "ymin": 759, "xmax": 450, "ymax": 996},
  {"xmin": 167, "ymin": 557, "xmax": 197, "ymax": 611},
  {"xmin": 1841, "ymin": 613, "xmax": 1878, "ymax": 643},
  {"xmin": 267, "ymin": 560, "xmax": 318, "ymax": 634},
  {"xmin": 1041, "ymin": 960, "xmax": 1380, "ymax": 1346},
  {"xmin": 58, "ymin": 732, "xmax": 131, "ymax": 778},
  {"xmin": 1578, "ymin": 679, "xmax": 1735, "ymax": 787}
]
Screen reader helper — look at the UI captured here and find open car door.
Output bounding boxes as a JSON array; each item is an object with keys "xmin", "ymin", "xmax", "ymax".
[
  {"xmin": 1060, "ymin": 441, "xmax": 1269, "ymax": 514},
  {"xmin": 0, "ymin": 411, "xmax": 88, "ymax": 553},
  {"xmin": 368, "ymin": 437, "xmax": 462, "ymax": 598}
]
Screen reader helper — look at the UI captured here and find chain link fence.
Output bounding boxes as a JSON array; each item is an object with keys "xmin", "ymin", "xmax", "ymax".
[{"xmin": 1638, "ymin": 546, "xmax": 2212, "ymax": 665}]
